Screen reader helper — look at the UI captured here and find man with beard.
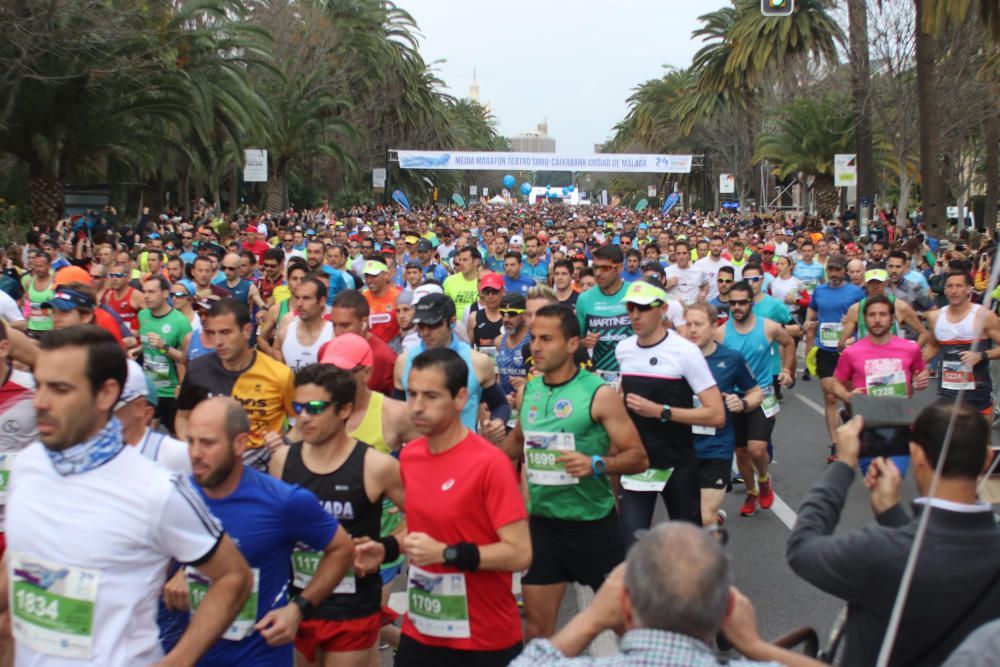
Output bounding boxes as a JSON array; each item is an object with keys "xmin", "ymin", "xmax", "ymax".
[
  {"xmin": 830, "ymin": 294, "xmax": 929, "ymax": 475},
  {"xmin": 166, "ymin": 396, "xmax": 353, "ymax": 666},
  {"xmin": 718, "ymin": 280, "xmax": 796, "ymax": 517},
  {"xmin": 5, "ymin": 326, "xmax": 251, "ymax": 666},
  {"xmin": 805, "ymin": 255, "xmax": 865, "ymax": 460},
  {"xmin": 694, "ymin": 235, "xmax": 733, "ymax": 301},
  {"xmin": 494, "ymin": 293, "xmax": 531, "ymax": 401},
  {"xmin": 501, "ymin": 304, "xmax": 646, "ymax": 641}
]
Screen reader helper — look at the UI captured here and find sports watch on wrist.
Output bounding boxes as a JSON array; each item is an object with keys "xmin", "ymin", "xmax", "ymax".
[
  {"xmin": 291, "ymin": 594, "xmax": 315, "ymax": 616},
  {"xmin": 659, "ymin": 404, "xmax": 672, "ymax": 423},
  {"xmin": 591, "ymin": 455, "xmax": 606, "ymax": 477},
  {"xmin": 443, "ymin": 546, "xmax": 459, "ymax": 566}
]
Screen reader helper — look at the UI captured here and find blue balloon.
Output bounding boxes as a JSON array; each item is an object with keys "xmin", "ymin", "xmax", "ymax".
[
  {"xmin": 561, "ymin": 187, "xmax": 568, "ymax": 195},
  {"xmin": 503, "ymin": 174, "xmax": 515, "ymax": 189},
  {"xmin": 568, "ymin": 185, "xmax": 576, "ymax": 192},
  {"xmin": 548, "ymin": 191, "xmax": 558, "ymax": 199},
  {"xmin": 520, "ymin": 182, "xmax": 532, "ymax": 195}
]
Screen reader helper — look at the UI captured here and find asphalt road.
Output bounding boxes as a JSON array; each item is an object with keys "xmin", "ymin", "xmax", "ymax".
[{"xmin": 380, "ymin": 374, "xmax": 949, "ymax": 665}]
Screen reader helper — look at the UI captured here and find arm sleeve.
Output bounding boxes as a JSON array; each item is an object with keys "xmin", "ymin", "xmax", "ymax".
[
  {"xmin": 284, "ymin": 486, "xmax": 339, "ymax": 550},
  {"xmin": 154, "ymin": 474, "xmax": 225, "ymax": 565},
  {"xmin": 482, "ymin": 382, "xmax": 512, "ymax": 423},
  {"xmin": 785, "ymin": 463, "xmax": 877, "ymax": 602}
]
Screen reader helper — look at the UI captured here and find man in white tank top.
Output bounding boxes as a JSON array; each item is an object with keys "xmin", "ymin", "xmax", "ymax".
[
  {"xmin": 274, "ymin": 277, "xmax": 333, "ymax": 372},
  {"xmin": 923, "ymin": 269, "xmax": 1000, "ymax": 413}
]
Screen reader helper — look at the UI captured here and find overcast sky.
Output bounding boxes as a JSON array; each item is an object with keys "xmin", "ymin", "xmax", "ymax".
[{"xmin": 402, "ymin": 0, "xmax": 730, "ymax": 153}]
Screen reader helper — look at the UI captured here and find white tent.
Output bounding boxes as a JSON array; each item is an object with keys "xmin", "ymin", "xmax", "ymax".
[{"xmin": 488, "ymin": 195, "xmax": 506, "ymax": 204}]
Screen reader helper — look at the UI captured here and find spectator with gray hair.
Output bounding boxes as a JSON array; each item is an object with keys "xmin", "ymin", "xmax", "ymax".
[{"xmin": 511, "ymin": 522, "xmax": 825, "ymax": 666}]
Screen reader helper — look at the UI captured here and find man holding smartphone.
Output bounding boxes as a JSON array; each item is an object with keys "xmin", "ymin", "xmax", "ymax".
[{"xmin": 830, "ymin": 294, "xmax": 929, "ymax": 475}]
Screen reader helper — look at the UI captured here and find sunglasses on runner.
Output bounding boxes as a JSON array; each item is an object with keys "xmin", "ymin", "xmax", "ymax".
[
  {"xmin": 625, "ymin": 301, "xmax": 662, "ymax": 313},
  {"xmin": 745, "ymin": 275, "xmax": 763, "ymax": 283},
  {"xmin": 291, "ymin": 400, "xmax": 336, "ymax": 416},
  {"xmin": 500, "ymin": 309, "xmax": 524, "ymax": 316},
  {"xmin": 481, "ymin": 287, "xmax": 500, "ymax": 296},
  {"xmin": 717, "ymin": 278, "xmax": 733, "ymax": 284},
  {"xmin": 729, "ymin": 298, "xmax": 751, "ymax": 306},
  {"xmin": 108, "ymin": 272, "xmax": 126, "ymax": 278},
  {"xmin": 171, "ymin": 291, "xmax": 190, "ymax": 299}
]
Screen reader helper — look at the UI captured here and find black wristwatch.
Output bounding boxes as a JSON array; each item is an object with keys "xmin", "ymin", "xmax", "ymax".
[
  {"xmin": 291, "ymin": 594, "xmax": 315, "ymax": 616},
  {"xmin": 659, "ymin": 404, "xmax": 672, "ymax": 423},
  {"xmin": 443, "ymin": 546, "xmax": 459, "ymax": 566}
]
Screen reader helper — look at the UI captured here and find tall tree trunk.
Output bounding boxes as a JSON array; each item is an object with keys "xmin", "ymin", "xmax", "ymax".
[
  {"xmin": 849, "ymin": 0, "xmax": 875, "ymax": 223},
  {"xmin": 27, "ymin": 162, "xmax": 63, "ymax": 228},
  {"xmin": 984, "ymin": 90, "xmax": 999, "ymax": 238},
  {"xmin": 814, "ymin": 175, "xmax": 839, "ymax": 219},
  {"xmin": 266, "ymin": 159, "xmax": 287, "ymax": 213},
  {"xmin": 916, "ymin": 0, "xmax": 948, "ymax": 238},
  {"xmin": 227, "ymin": 171, "xmax": 238, "ymax": 214}
]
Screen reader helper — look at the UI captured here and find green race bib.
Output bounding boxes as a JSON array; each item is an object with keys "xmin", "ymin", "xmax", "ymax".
[
  {"xmin": 187, "ymin": 567, "xmax": 259, "ymax": 641},
  {"xmin": 0, "ymin": 452, "xmax": 16, "ymax": 503},
  {"xmin": 866, "ymin": 370, "xmax": 907, "ymax": 397},
  {"xmin": 819, "ymin": 322, "xmax": 842, "ymax": 347},
  {"xmin": 9, "ymin": 552, "xmax": 99, "ymax": 659},
  {"xmin": 621, "ymin": 467, "xmax": 673, "ymax": 492},
  {"xmin": 291, "ymin": 549, "xmax": 355, "ymax": 594},
  {"xmin": 406, "ymin": 565, "xmax": 470, "ymax": 639},
  {"xmin": 524, "ymin": 432, "xmax": 578, "ymax": 486}
]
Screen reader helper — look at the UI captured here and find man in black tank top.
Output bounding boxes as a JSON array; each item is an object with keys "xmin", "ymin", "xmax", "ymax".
[{"xmin": 268, "ymin": 363, "xmax": 405, "ymax": 665}]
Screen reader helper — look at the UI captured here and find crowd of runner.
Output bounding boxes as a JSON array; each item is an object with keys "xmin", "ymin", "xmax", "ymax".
[{"xmin": 0, "ymin": 201, "xmax": 996, "ymax": 666}]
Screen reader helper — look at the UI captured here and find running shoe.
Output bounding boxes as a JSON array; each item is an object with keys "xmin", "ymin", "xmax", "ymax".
[
  {"xmin": 739, "ymin": 494, "xmax": 758, "ymax": 517},
  {"xmin": 801, "ymin": 370, "xmax": 811, "ymax": 381},
  {"xmin": 758, "ymin": 479, "xmax": 774, "ymax": 509},
  {"xmin": 716, "ymin": 509, "xmax": 727, "ymax": 526}
]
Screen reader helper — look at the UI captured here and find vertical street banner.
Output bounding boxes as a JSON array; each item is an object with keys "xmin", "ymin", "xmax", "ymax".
[
  {"xmin": 834, "ymin": 154, "xmax": 857, "ymax": 187},
  {"xmin": 244, "ymin": 150, "xmax": 268, "ymax": 182},
  {"xmin": 719, "ymin": 174, "xmax": 735, "ymax": 194}
]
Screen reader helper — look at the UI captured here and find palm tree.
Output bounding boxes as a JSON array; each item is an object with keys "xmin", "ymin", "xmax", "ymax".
[{"xmin": 754, "ymin": 95, "xmax": 856, "ymax": 218}]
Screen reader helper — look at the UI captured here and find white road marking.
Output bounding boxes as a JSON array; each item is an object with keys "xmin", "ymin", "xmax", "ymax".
[
  {"xmin": 794, "ymin": 392, "xmax": 827, "ymax": 417},
  {"xmin": 573, "ymin": 584, "xmax": 618, "ymax": 656},
  {"xmin": 769, "ymin": 492, "xmax": 798, "ymax": 530}
]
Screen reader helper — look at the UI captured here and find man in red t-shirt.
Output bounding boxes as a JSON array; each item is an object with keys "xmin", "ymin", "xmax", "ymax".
[
  {"xmin": 355, "ymin": 347, "xmax": 530, "ymax": 667},
  {"xmin": 322, "ymin": 289, "xmax": 397, "ymax": 396},
  {"xmin": 241, "ymin": 224, "xmax": 271, "ymax": 263}
]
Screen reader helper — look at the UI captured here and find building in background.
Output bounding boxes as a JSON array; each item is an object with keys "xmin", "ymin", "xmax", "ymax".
[{"xmin": 512, "ymin": 121, "xmax": 556, "ymax": 153}]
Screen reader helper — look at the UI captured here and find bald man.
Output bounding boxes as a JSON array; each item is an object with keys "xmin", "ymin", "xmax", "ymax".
[
  {"xmin": 847, "ymin": 259, "xmax": 866, "ymax": 288},
  {"xmin": 165, "ymin": 397, "xmax": 354, "ymax": 666},
  {"xmin": 218, "ymin": 253, "xmax": 266, "ymax": 310}
]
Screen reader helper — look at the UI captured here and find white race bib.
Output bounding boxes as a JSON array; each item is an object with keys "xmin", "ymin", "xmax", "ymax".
[
  {"xmin": 187, "ymin": 567, "xmax": 259, "ymax": 641},
  {"xmin": 9, "ymin": 552, "xmax": 99, "ymax": 659},
  {"xmin": 406, "ymin": 565, "xmax": 470, "ymax": 639},
  {"xmin": 866, "ymin": 370, "xmax": 908, "ymax": 397},
  {"xmin": 819, "ymin": 322, "xmax": 842, "ymax": 347},
  {"xmin": 621, "ymin": 468, "xmax": 673, "ymax": 492},
  {"xmin": 941, "ymin": 361, "xmax": 975, "ymax": 390},
  {"xmin": 761, "ymin": 386, "xmax": 780, "ymax": 418},
  {"xmin": 524, "ymin": 432, "xmax": 578, "ymax": 486},
  {"xmin": 691, "ymin": 396, "xmax": 716, "ymax": 435}
]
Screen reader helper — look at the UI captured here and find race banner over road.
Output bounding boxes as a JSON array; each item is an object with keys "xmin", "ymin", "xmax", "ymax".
[{"xmin": 396, "ymin": 150, "xmax": 693, "ymax": 174}]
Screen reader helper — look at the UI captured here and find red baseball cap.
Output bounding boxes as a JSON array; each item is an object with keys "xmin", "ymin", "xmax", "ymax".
[
  {"xmin": 320, "ymin": 333, "xmax": 373, "ymax": 369},
  {"xmin": 479, "ymin": 272, "xmax": 504, "ymax": 290}
]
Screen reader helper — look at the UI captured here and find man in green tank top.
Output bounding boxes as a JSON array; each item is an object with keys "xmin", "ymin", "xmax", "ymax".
[
  {"xmin": 22, "ymin": 250, "xmax": 55, "ymax": 338},
  {"xmin": 501, "ymin": 303, "xmax": 647, "ymax": 641}
]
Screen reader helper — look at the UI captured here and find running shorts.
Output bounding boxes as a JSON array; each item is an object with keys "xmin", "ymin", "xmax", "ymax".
[
  {"xmin": 697, "ymin": 459, "xmax": 732, "ymax": 489},
  {"xmin": 295, "ymin": 613, "xmax": 381, "ymax": 660},
  {"xmin": 732, "ymin": 406, "xmax": 775, "ymax": 445},
  {"xmin": 522, "ymin": 510, "xmax": 624, "ymax": 590},
  {"xmin": 815, "ymin": 348, "xmax": 840, "ymax": 379}
]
